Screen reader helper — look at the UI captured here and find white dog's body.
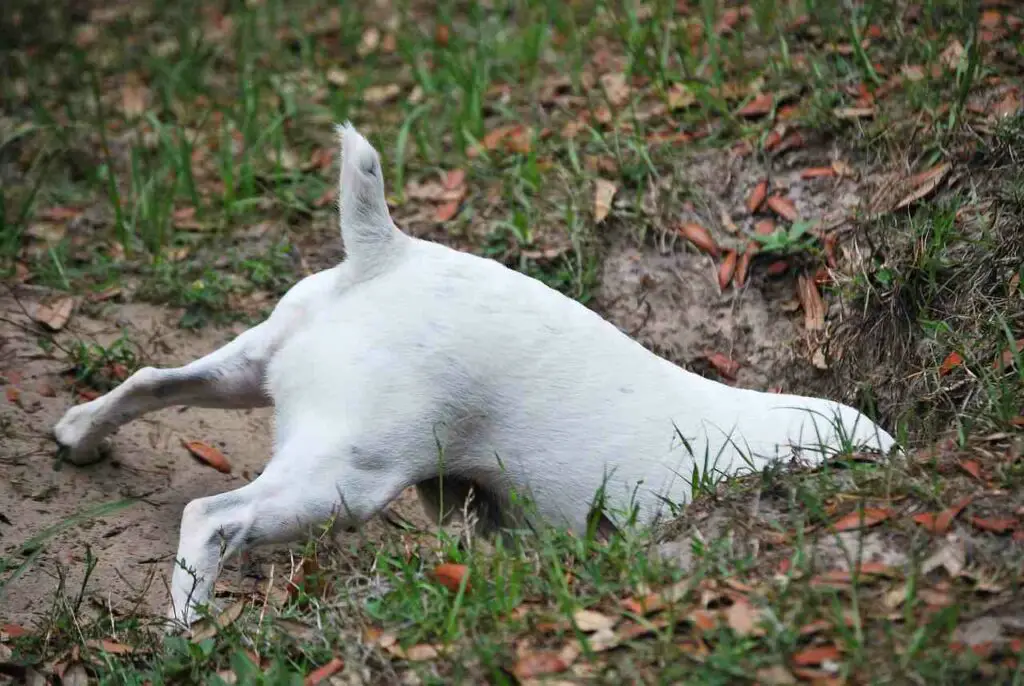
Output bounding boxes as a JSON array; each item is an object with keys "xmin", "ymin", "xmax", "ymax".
[{"xmin": 53, "ymin": 125, "xmax": 896, "ymax": 626}]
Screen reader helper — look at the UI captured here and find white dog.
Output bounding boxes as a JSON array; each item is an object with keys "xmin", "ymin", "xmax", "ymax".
[{"xmin": 53, "ymin": 124, "xmax": 896, "ymax": 626}]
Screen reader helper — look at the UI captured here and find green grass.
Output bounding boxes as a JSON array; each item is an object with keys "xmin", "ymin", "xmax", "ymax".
[{"xmin": 2, "ymin": 0, "xmax": 1023, "ymax": 683}]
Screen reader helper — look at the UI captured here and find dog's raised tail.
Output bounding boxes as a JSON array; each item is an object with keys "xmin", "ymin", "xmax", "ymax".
[{"xmin": 336, "ymin": 122, "xmax": 401, "ymax": 265}]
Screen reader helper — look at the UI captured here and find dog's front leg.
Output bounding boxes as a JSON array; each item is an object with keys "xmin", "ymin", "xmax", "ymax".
[
  {"xmin": 167, "ymin": 444, "xmax": 409, "ymax": 628},
  {"xmin": 53, "ymin": 322, "xmax": 275, "ymax": 465}
]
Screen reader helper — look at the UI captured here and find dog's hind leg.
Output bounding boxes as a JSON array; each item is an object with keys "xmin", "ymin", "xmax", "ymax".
[
  {"xmin": 167, "ymin": 437, "xmax": 408, "ymax": 627},
  {"xmin": 53, "ymin": 322, "xmax": 276, "ymax": 465}
]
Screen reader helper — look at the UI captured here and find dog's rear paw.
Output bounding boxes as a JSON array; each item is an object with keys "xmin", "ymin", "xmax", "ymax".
[{"xmin": 53, "ymin": 403, "xmax": 112, "ymax": 466}]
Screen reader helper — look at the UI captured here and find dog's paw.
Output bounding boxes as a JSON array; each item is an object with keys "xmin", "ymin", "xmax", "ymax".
[{"xmin": 53, "ymin": 402, "xmax": 112, "ymax": 466}]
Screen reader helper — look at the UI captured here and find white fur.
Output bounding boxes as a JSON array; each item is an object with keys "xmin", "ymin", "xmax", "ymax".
[{"xmin": 53, "ymin": 123, "xmax": 896, "ymax": 627}]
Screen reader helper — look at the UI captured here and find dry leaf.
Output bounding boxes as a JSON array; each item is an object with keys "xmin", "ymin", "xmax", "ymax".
[
  {"xmin": 363, "ymin": 84, "xmax": 402, "ymax": 105},
  {"xmin": 801, "ymin": 167, "xmax": 836, "ymax": 179},
  {"xmin": 600, "ymin": 73, "xmax": 630, "ymax": 107},
  {"xmin": 725, "ymin": 600, "xmax": 762, "ymax": 636},
  {"xmin": 941, "ymin": 40, "xmax": 965, "ymax": 69},
  {"xmin": 791, "ymin": 644, "xmax": 841, "ymax": 666},
  {"xmin": 513, "ymin": 643, "xmax": 580, "ymax": 679},
  {"xmin": 757, "ymin": 665, "xmax": 798, "ymax": 685},
  {"xmin": 969, "ymin": 516, "xmax": 1017, "ymax": 534},
  {"xmin": 85, "ymin": 639, "xmax": 134, "ymax": 655},
  {"xmin": 735, "ymin": 250, "xmax": 752, "ymax": 288},
  {"xmin": 432, "ymin": 563, "xmax": 470, "ymax": 593},
  {"xmin": 895, "ymin": 162, "xmax": 950, "ymax": 210},
  {"xmin": 689, "ymin": 609, "xmax": 718, "ymax": 632},
  {"xmin": 738, "ymin": 93, "xmax": 774, "ymax": 117},
  {"xmin": 326, "ymin": 69, "xmax": 348, "ymax": 87},
  {"xmin": 939, "ymin": 351, "xmax": 964, "ymax": 376},
  {"xmin": 834, "ymin": 106, "xmax": 875, "ymax": 119},
  {"xmin": 121, "ymin": 81, "xmax": 149, "ymax": 119},
  {"xmin": 62, "ymin": 663, "xmax": 89, "ymax": 686},
  {"xmin": 912, "ymin": 495, "xmax": 974, "ymax": 535},
  {"xmin": 901, "ymin": 64, "xmax": 926, "ymax": 82},
  {"xmin": 357, "ymin": 27, "xmax": 380, "ymax": 56},
  {"xmin": 181, "ymin": 439, "xmax": 232, "ymax": 474},
  {"xmin": 190, "ymin": 599, "xmax": 245, "ymax": 642},
  {"xmin": 991, "ymin": 90, "xmax": 1022, "ymax": 119},
  {"xmin": 755, "ymin": 219, "xmax": 776, "ymax": 236},
  {"xmin": 593, "ymin": 179, "xmax": 617, "ymax": 224},
  {"xmin": 797, "ymin": 275, "xmax": 825, "ymax": 332},
  {"xmin": 993, "ymin": 338, "xmax": 1024, "ymax": 371},
  {"xmin": 958, "ymin": 460, "xmax": 983, "ymax": 480},
  {"xmin": 667, "ymin": 83, "xmax": 696, "ymax": 110},
  {"xmin": 766, "ymin": 195, "xmax": 798, "ymax": 222},
  {"xmin": 832, "ymin": 507, "xmax": 892, "ymax": 531},
  {"xmin": 704, "ymin": 352, "xmax": 740, "ymax": 381},
  {"xmin": 678, "ymin": 223, "xmax": 720, "ymax": 257},
  {"xmin": 718, "ymin": 251, "xmax": 737, "ymax": 290},
  {"xmin": 572, "ymin": 609, "xmax": 616, "ymax": 633},
  {"xmin": 34, "ymin": 297, "xmax": 75, "ymax": 331},
  {"xmin": 766, "ymin": 260, "xmax": 789, "ymax": 276},
  {"xmin": 434, "ymin": 200, "xmax": 460, "ymax": 222},
  {"xmin": 746, "ymin": 180, "xmax": 768, "ymax": 213},
  {"xmin": 305, "ymin": 658, "xmax": 345, "ymax": 686}
]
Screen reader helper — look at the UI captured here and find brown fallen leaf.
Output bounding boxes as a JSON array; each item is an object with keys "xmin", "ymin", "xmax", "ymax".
[
  {"xmin": 704, "ymin": 352, "xmax": 740, "ymax": 381},
  {"xmin": 895, "ymin": 162, "xmax": 951, "ymax": 211},
  {"xmin": 832, "ymin": 507, "xmax": 892, "ymax": 532},
  {"xmin": 939, "ymin": 351, "xmax": 964, "ymax": 376},
  {"xmin": 801, "ymin": 166, "xmax": 836, "ymax": 179},
  {"xmin": 572, "ymin": 609, "xmax": 616, "ymax": 632},
  {"xmin": 791, "ymin": 644, "xmax": 841, "ymax": 666},
  {"xmin": 797, "ymin": 275, "xmax": 826, "ymax": 332},
  {"xmin": 725, "ymin": 600, "xmax": 762, "ymax": 636},
  {"xmin": 121, "ymin": 79, "xmax": 149, "ymax": 119},
  {"xmin": 834, "ymin": 106, "xmax": 875, "ymax": 119},
  {"xmin": 969, "ymin": 516, "xmax": 1017, "ymax": 534},
  {"xmin": 757, "ymin": 665, "xmax": 798, "ymax": 685},
  {"xmin": 738, "ymin": 93, "xmax": 774, "ymax": 117},
  {"xmin": 993, "ymin": 338, "xmax": 1024, "ymax": 371},
  {"xmin": 2, "ymin": 623, "xmax": 30, "ymax": 638},
  {"xmin": 85, "ymin": 639, "xmax": 134, "ymax": 655},
  {"xmin": 678, "ymin": 223, "xmax": 720, "ymax": 257},
  {"xmin": 689, "ymin": 609, "xmax": 718, "ymax": 632},
  {"xmin": 37, "ymin": 206, "xmax": 82, "ymax": 221},
  {"xmin": 305, "ymin": 657, "xmax": 344, "ymax": 685},
  {"xmin": 754, "ymin": 219, "xmax": 776, "ymax": 236},
  {"xmin": 600, "ymin": 73, "xmax": 630, "ymax": 107},
  {"xmin": 432, "ymin": 563, "xmax": 470, "ymax": 593},
  {"xmin": 363, "ymin": 84, "xmax": 402, "ymax": 105},
  {"xmin": 34, "ymin": 296, "xmax": 75, "ymax": 331},
  {"xmin": 958, "ymin": 459, "xmax": 983, "ymax": 480},
  {"xmin": 5, "ymin": 386, "xmax": 20, "ymax": 405},
  {"xmin": 912, "ymin": 495, "xmax": 974, "ymax": 535},
  {"xmin": 735, "ymin": 249, "xmax": 753, "ymax": 288},
  {"xmin": 181, "ymin": 439, "xmax": 232, "ymax": 474},
  {"xmin": 718, "ymin": 251, "xmax": 737, "ymax": 290},
  {"xmin": 434, "ymin": 200, "xmax": 460, "ymax": 222},
  {"xmin": 190, "ymin": 599, "xmax": 245, "ymax": 642},
  {"xmin": 766, "ymin": 260, "xmax": 789, "ymax": 277},
  {"xmin": 513, "ymin": 643, "xmax": 580, "ymax": 679},
  {"xmin": 593, "ymin": 179, "xmax": 617, "ymax": 224},
  {"xmin": 766, "ymin": 195, "xmax": 798, "ymax": 222},
  {"xmin": 746, "ymin": 179, "xmax": 768, "ymax": 213}
]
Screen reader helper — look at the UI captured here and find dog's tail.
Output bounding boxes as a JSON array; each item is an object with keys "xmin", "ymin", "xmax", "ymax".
[{"xmin": 336, "ymin": 122, "xmax": 401, "ymax": 265}]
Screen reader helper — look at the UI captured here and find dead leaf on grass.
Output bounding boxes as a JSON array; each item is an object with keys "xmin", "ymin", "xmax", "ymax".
[
  {"xmin": 121, "ymin": 78, "xmax": 149, "ymax": 119},
  {"xmin": 969, "ymin": 516, "xmax": 1017, "ymax": 534},
  {"xmin": 434, "ymin": 200, "xmax": 460, "ymax": 222},
  {"xmin": 513, "ymin": 643, "xmax": 580, "ymax": 679},
  {"xmin": 85, "ymin": 639, "xmax": 134, "ymax": 655},
  {"xmin": 678, "ymin": 223, "xmax": 720, "ymax": 257},
  {"xmin": 832, "ymin": 507, "xmax": 892, "ymax": 531},
  {"xmin": 600, "ymin": 73, "xmax": 630, "ymax": 107},
  {"xmin": 766, "ymin": 195, "xmax": 798, "ymax": 221},
  {"xmin": 797, "ymin": 275, "xmax": 826, "ymax": 332},
  {"xmin": 181, "ymin": 439, "xmax": 232, "ymax": 474},
  {"xmin": 939, "ymin": 351, "xmax": 964, "ymax": 376},
  {"xmin": 801, "ymin": 167, "xmax": 836, "ymax": 179},
  {"xmin": 304, "ymin": 658, "xmax": 344, "ymax": 686},
  {"xmin": 993, "ymin": 338, "xmax": 1024, "ymax": 371},
  {"xmin": 34, "ymin": 297, "xmax": 75, "ymax": 331},
  {"xmin": 190, "ymin": 599, "xmax": 245, "ymax": 642},
  {"xmin": 911, "ymin": 495, "xmax": 973, "ymax": 535},
  {"xmin": 432, "ymin": 563, "xmax": 470, "ymax": 593},
  {"xmin": 363, "ymin": 84, "xmax": 402, "ymax": 105},
  {"xmin": 940, "ymin": 40, "xmax": 965, "ymax": 69},
  {"xmin": 725, "ymin": 600, "xmax": 763, "ymax": 636},
  {"xmin": 704, "ymin": 352, "xmax": 740, "ymax": 381},
  {"xmin": 593, "ymin": 179, "xmax": 617, "ymax": 224},
  {"xmin": 738, "ymin": 93, "xmax": 774, "ymax": 118},
  {"xmin": 572, "ymin": 609, "xmax": 616, "ymax": 632},
  {"xmin": 667, "ymin": 83, "xmax": 696, "ymax": 110},
  {"xmin": 834, "ymin": 106, "xmax": 875, "ymax": 119},
  {"xmin": 791, "ymin": 644, "xmax": 841, "ymax": 666},
  {"xmin": 718, "ymin": 251, "xmax": 737, "ymax": 290},
  {"xmin": 746, "ymin": 179, "xmax": 768, "ymax": 213},
  {"xmin": 757, "ymin": 665, "xmax": 798, "ymax": 685},
  {"xmin": 958, "ymin": 459, "xmax": 983, "ymax": 480},
  {"xmin": 755, "ymin": 219, "xmax": 776, "ymax": 236},
  {"xmin": 895, "ymin": 162, "xmax": 951, "ymax": 211}
]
